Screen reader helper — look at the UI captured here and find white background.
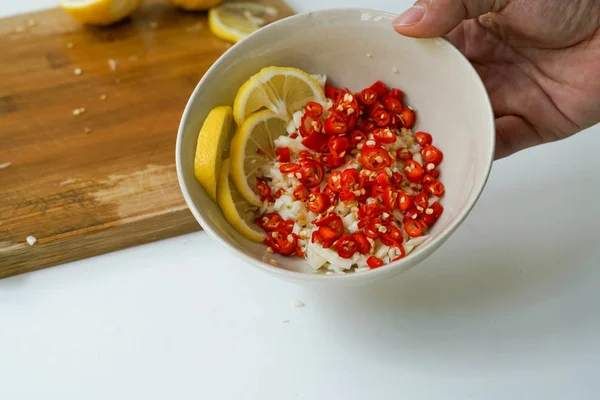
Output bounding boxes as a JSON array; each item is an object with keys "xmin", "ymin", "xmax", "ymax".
[{"xmin": 2, "ymin": 1, "xmax": 600, "ymax": 399}]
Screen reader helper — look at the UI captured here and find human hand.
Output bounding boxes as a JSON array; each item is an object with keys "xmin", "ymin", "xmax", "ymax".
[{"xmin": 392, "ymin": 0, "xmax": 600, "ymax": 159}]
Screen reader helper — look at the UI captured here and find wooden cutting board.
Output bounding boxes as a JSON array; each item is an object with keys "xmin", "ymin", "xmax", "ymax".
[{"xmin": 0, "ymin": 0, "xmax": 293, "ymax": 278}]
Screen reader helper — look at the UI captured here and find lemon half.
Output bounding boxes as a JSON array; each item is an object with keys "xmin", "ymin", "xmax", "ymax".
[
  {"xmin": 59, "ymin": 0, "xmax": 140, "ymax": 26},
  {"xmin": 208, "ymin": 2, "xmax": 279, "ymax": 43},
  {"xmin": 170, "ymin": 0, "xmax": 223, "ymax": 11},
  {"xmin": 233, "ymin": 66, "xmax": 326, "ymax": 126},
  {"xmin": 194, "ymin": 106, "xmax": 236, "ymax": 202},
  {"xmin": 217, "ymin": 158, "xmax": 266, "ymax": 243},
  {"xmin": 229, "ymin": 110, "xmax": 288, "ymax": 206}
]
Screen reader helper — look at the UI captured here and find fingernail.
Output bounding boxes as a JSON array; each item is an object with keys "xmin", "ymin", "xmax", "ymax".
[{"xmin": 393, "ymin": 5, "xmax": 426, "ymax": 27}]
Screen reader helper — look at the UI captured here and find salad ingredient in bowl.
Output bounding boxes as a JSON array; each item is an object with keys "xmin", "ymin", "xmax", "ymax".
[{"xmin": 194, "ymin": 66, "xmax": 446, "ymax": 275}]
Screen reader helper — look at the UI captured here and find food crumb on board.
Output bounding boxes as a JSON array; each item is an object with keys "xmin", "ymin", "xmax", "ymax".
[
  {"xmin": 100, "ymin": 94, "xmax": 107, "ymax": 101},
  {"xmin": 72, "ymin": 107, "xmax": 85, "ymax": 116},
  {"xmin": 66, "ymin": 42, "xmax": 73, "ymax": 48},
  {"xmin": 366, "ymin": 52, "xmax": 373, "ymax": 59},
  {"xmin": 292, "ymin": 301, "xmax": 305, "ymax": 308},
  {"xmin": 281, "ymin": 320, "xmax": 290, "ymax": 323},
  {"xmin": 149, "ymin": 22, "xmax": 158, "ymax": 29},
  {"xmin": 14, "ymin": 26, "xmax": 25, "ymax": 33},
  {"xmin": 27, "ymin": 19, "xmax": 36, "ymax": 27},
  {"xmin": 26, "ymin": 236, "xmax": 37, "ymax": 246},
  {"xmin": 392, "ymin": 66, "xmax": 399, "ymax": 74},
  {"xmin": 74, "ymin": 67, "xmax": 82, "ymax": 75},
  {"xmin": 107, "ymin": 59, "xmax": 117, "ymax": 72},
  {"xmin": 185, "ymin": 23, "xmax": 203, "ymax": 33},
  {"xmin": 0, "ymin": 162, "xmax": 11, "ymax": 169},
  {"xmin": 128, "ymin": 55, "xmax": 138, "ymax": 61},
  {"xmin": 84, "ymin": 127, "xmax": 92, "ymax": 134}
]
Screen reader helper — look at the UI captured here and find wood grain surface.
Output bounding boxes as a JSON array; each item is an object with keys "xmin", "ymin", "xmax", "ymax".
[{"xmin": 0, "ymin": 0, "xmax": 293, "ymax": 278}]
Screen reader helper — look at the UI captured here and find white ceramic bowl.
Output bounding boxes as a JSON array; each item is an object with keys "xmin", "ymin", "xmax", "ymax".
[{"xmin": 176, "ymin": 8, "xmax": 494, "ymax": 284}]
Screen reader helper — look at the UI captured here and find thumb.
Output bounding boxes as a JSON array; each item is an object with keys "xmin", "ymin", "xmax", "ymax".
[{"xmin": 392, "ymin": 0, "xmax": 509, "ymax": 38}]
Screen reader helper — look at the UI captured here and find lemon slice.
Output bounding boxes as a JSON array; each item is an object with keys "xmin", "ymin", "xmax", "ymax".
[
  {"xmin": 208, "ymin": 2, "xmax": 279, "ymax": 43},
  {"xmin": 59, "ymin": 0, "xmax": 140, "ymax": 26},
  {"xmin": 194, "ymin": 106, "xmax": 236, "ymax": 202},
  {"xmin": 233, "ymin": 66, "xmax": 326, "ymax": 126},
  {"xmin": 217, "ymin": 158, "xmax": 266, "ymax": 243},
  {"xmin": 170, "ymin": 0, "xmax": 223, "ymax": 11},
  {"xmin": 230, "ymin": 110, "xmax": 288, "ymax": 206}
]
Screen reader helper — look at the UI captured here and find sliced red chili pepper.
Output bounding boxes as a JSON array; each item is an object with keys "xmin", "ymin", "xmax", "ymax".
[
  {"xmin": 388, "ymin": 113, "xmax": 401, "ymax": 129},
  {"xmin": 333, "ymin": 235, "xmax": 358, "ymax": 259},
  {"xmin": 357, "ymin": 119, "xmax": 377, "ymax": 133},
  {"xmin": 380, "ymin": 225, "xmax": 403, "ymax": 247},
  {"xmin": 351, "ymin": 232, "xmax": 371, "ymax": 255},
  {"xmin": 358, "ymin": 88, "xmax": 378, "ymax": 106},
  {"xmin": 298, "ymin": 158, "xmax": 325, "ymax": 188},
  {"xmin": 399, "ymin": 108, "xmax": 416, "ymax": 128},
  {"xmin": 299, "ymin": 112, "xmax": 322, "ymax": 138},
  {"xmin": 323, "ymin": 113, "xmax": 348, "ymax": 135},
  {"xmin": 367, "ymin": 256, "xmax": 384, "ymax": 269},
  {"xmin": 404, "ymin": 159, "xmax": 424, "ymax": 183},
  {"xmin": 314, "ymin": 213, "xmax": 344, "ymax": 238},
  {"xmin": 318, "ymin": 226, "xmax": 338, "ymax": 242},
  {"xmin": 273, "ymin": 188, "xmax": 285, "ymax": 199},
  {"xmin": 396, "ymin": 148, "xmax": 413, "ymax": 161},
  {"xmin": 373, "ymin": 128, "xmax": 397, "ymax": 144},
  {"xmin": 430, "ymin": 201, "xmax": 444, "ymax": 218},
  {"xmin": 414, "ymin": 131, "xmax": 432, "ymax": 147},
  {"xmin": 301, "ymin": 131, "xmax": 328, "ymax": 152},
  {"xmin": 255, "ymin": 213, "xmax": 284, "ymax": 232},
  {"xmin": 299, "ymin": 150, "xmax": 311, "ymax": 159},
  {"xmin": 365, "ymin": 218, "xmax": 383, "ymax": 239},
  {"xmin": 320, "ymin": 153, "xmax": 345, "ymax": 168},
  {"xmin": 426, "ymin": 180, "xmax": 445, "ymax": 197},
  {"xmin": 327, "ymin": 171, "xmax": 342, "ymax": 193},
  {"xmin": 390, "ymin": 88, "xmax": 404, "ymax": 101},
  {"xmin": 404, "ymin": 220, "xmax": 423, "ymax": 238},
  {"xmin": 430, "ymin": 168, "xmax": 440, "ymax": 179},
  {"xmin": 307, "ymin": 192, "xmax": 330, "ymax": 213},
  {"xmin": 305, "ymin": 101, "xmax": 323, "ymax": 118},
  {"xmin": 283, "ymin": 219, "xmax": 295, "ymax": 234},
  {"xmin": 422, "ymin": 174, "xmax": 436, "ymax": 185},
  {"xmin": 368, "ymin": 81, "xmax": 389, "ymax": 98},
  {"xmin": 376, "ymin": 171, "xmax": 391, "ymax": 186},
  {"xmin": 279, "ymin": 163, "xmax": 300, "ymax": 173},
  {"xmin": 368, "ymin": 101, "xmax": 385, "ymax": 118},
  {"xmin": 383, "ymin": 186, "xmax": 398, "ymax": 210},
  {"xmin": 361, "ymin": 146, "xmax": 391, "ymax": 171},
  {"xmin": 265, "ymin": 229, "xmax": 297, "ymax": 256},
  {"xmin": 293, "ymin": 184, "xmax": 308, "ymax": 201},
  {"xmin": 414, "ymin": 191, "xmax": 429, "ymax": 209},
  {"xmin": 421, "ymin": 145, "xmax": 444, "ymax": 165},
  {"xmin": 391, "ymin": 246, "xmax": 406, "ymax": 262},
  {"xmin": 289, "ymin": 132, "xmax": 299, "ymax": 139},
  {"xmin": 348, "ymin": 130, "xmax": 367, "ymax": 146},
  {"xmin": 276, "ymin": 147, "xmax": 291, "ymax": 162},
  {"xmin": 403, "ymin": 207, "xmax": 420, "ymax": 223},
  {"xmin": 257, "ymin": 180, "xmax": 272, "ymax": 202},
  {"xmin": 328, "ymin": 136, "xmax": 349, "ymax": 157},
  {"xmin": 372, "ymin": 109, "xmax": 390, "ymax": 127},
  {"xmin": 391, "ymin": 172, "xmax": 403, "ymax": 186},
  {"xmin": 398, "ymin": 191, "xmax": 414, "ymax": 211},
  {"xmin": 325, "ymin": 83, "xmax": 343, "ymax": 101},
  {"xmin": 339, "ymin": 191, "xmax": 356, "ymax": 201},
  {"xmin": 382, "ymin": 95, "xmax": 403, "ymax": 113},
  {"xmin": 370, "ymin": 183, "xmax": 386, "ymax": 200}
]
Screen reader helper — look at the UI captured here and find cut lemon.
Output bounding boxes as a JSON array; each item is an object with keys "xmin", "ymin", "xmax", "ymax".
[
  {"xmin": 170, "ymin": 0, "xmax": 223, "ymax": 11},
  {"xmin": 217, "ymin": 158, "xmax": 266, "ymax": 243},
  {"xmin": 194, "ymin": 106, "xmax": 236, "ymax": 202},
  {"xmin": 233, "ymin": 66, "xmax": 326, "ymax": 126},
  {"xmin": 230, "ymin": 110, "xmax": 288, "ymax": 206},
  {"xmin": 59, "ymin": 0, "xmax": 140, "ymax": 26},
  {"xmin": 208, "ymin": 2, "xmax": 279, "ymax": 43}
]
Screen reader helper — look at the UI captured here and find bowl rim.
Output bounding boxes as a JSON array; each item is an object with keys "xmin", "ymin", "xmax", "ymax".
[{"xmin": 175, "ymin": 7, "xmax": 495, "ymax": 282}]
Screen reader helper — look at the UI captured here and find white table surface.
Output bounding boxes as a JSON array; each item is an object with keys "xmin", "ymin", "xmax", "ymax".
[{"xmin": 2, "ymin": 1, "xmax": 600, "ymax": 399}]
